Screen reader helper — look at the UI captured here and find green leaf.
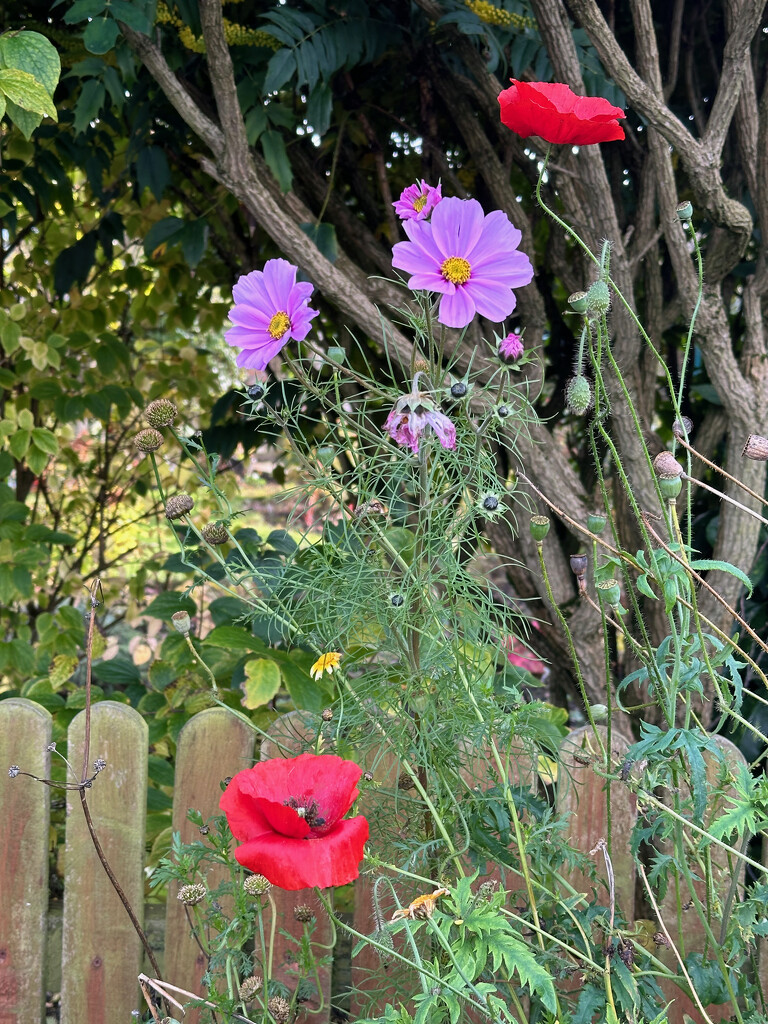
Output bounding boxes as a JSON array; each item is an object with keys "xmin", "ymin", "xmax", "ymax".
[
  {"xmin": 0, "ymin": 69, "xmax": 57, "ymax": 119},
  {"xmin": 306, "ymin": 82, "xmax": 332, "ymax": 135},
  {"xmin": 4, "ymin": 98, "xmax": 42, "ymax": 139},
  {"xmin": 300, "ymin": 221, "xmax": 338, "ymax": 264},
  {"xmin": 636, "ymin": 574, "xmax": 657, "ymax": 600},
  {"xmin": 136, "ymin": 146, "xmax": 171, "ymax": 201},
  {"xmin": 83, "ymin": 17, "xmax": 120, "ymax": 55},
  {"xmin": 0, "ymin": 30, "xmax": 61, "ymax": 96},
  {"xmin": 8, "ymin": 428, "xmax": 31, "ymax": 460},
  {"xmin": 64, "ymin": 0, "xmax": 108, "ymax": 24},
  {"xmin": 144, "ymin": 216, "xmax": 185, "ymax": 258},
  {"xmin": 73, "ymin": 77, "xmax": 105, "ymax": 134},
  {"xmin": 261, "ymin": 130, "xmax": 292, "ymax": 192},
  {"xmin": 93, "ymin": 657, "xmax": 142, "ymax": 684},
  {"xmin": 109, "ymin": 0, "xmax": 152, "ymax": 33},
  {"xmin": 31, "ymin": 427, "xmax": 59, "ymax": 456},
  {"xmin": 263, "ymin": 48, "xmax": 296, "ymax": 94},
  {"xmin": 242, "ymin": 657, "xmax": 282, "ymax": 708},
  {"xmin": 689, "ymin": 558, "xmax": 753, "ymax": 597},
  {"xmin": 142, "ymin": 591, "xmax": 197, "ymax": 620},
  {"xmin": 204, "ymin": 625, "xmax": 265, "ymax": 653},
  {"xmin": 147, "ymin": 754, "xmax": 175, "ymax": 787},
  {"xmin": 265, "ymin": 529, "xmax": 297, "ymax": 555}
]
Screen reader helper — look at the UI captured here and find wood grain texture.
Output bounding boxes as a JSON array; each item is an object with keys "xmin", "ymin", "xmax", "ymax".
[
  {"xmin": 0, "ymin": 699, "xmax": 52, "ymax": 1024},
  {"xmin": 61, "ymin": 701, "xmax": 147, "ymax": 1024}
]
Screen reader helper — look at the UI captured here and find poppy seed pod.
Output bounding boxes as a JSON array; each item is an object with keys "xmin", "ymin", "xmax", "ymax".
[
  {"xmin": 653, "ymin": 451, "xmax": 684, "ymax": 479},
  {"xmin": 587, "ymin": 513, "xmax": 607, "ymax": 534},
  {"xmin": 743, "ymin": 435, "xmax": 768, "ymax": 461},
  {"xmin": 596, "ymin": 578, "xmax": 621, "ymax": 607},
  {"xmin": 568, "ymin": 290, "xmax": 588, "ymax": 313},
  {"xmin": 172, "ymin": 610, "xmax": 191, "ymax": 635},
  {"xmin": 144, "ymin": 397, "xmax": 177, "ymax": 428},
  {"xmin": 165, "ymin": 493, "xmax": 194, "ymax": 520},
  {"xmin": 676, "ymin": 201, "xmax": 693, "ymax": 222},
  {"xmin": 529, "ymin": 515, "xmax": 550, "ymax": 542},
  {"xmin": 569, "ymin": 553, "xmax": 588, "ymax": 578},
  {"xmin": 134, "ymin": 428, "xmax": 164, "ymax": 453},
  {"xmin": 672, "ymin": 416, "xmax": 693, "ymax": 441}
]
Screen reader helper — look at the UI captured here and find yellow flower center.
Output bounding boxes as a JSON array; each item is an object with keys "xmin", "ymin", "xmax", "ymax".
[
  {"xmin": 441, "ymin": 256, "xmax": 471, "ymax": 285},
  {"xmin": 413, "ymin": 193, "xmax": 428, "ymax": 212},
  {"xmin": 268, "ymin": 311, "xmax": 291, "ymax": 339}
]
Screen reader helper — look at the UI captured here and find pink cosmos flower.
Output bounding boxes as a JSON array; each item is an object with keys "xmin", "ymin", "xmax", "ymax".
[
  {"xmin": 225, "ymin": 258, "xmax": 319, "ymax": 370},
  {"xmin": 499, "ymin": 331, "xmax": 524, "ymax": 363},
  {"xmin": 393, "ymin": 180, "xmax": 442, "ymax": 221},
  {"xmin": 385, "ymin": 383, "xmax": 456, "ymax": 454},
  {"xmin": 392, "ymin": 198, "xmax": 534, "ymax": 329},
  {"xmin": 502, "ymin": 632, "xmax": 547, "ymax": 677}
]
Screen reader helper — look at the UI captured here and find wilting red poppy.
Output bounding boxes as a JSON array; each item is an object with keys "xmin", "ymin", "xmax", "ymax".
[
  {"xmin": 498, "ymin": 80, "xmax": 625, "ymax": 145},
  {"xmin": 220, "ymin": 753, "xmax": 369, "ymax": 890}
]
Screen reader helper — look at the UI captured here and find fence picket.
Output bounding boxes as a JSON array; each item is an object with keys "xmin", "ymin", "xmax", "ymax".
[
  {"xmin": 261, "ymin": 711, "xmax": 333, "ymax": 1024},
  {"xmin": 61, "ymin": 701, "xmax": 147, "ymax": 1024},
  {"xmin": 0, "ymin": 698, "xmax": 52, "ymax": 1024},
  {"xmin": 163, "ymin": 706, "xmax": 256, "ymax": 1024}
]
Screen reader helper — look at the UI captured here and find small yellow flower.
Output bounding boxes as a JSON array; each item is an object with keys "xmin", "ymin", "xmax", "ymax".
[{"xmin": 310, "ymin": 652, "xmax": 342, "ymax": 680}]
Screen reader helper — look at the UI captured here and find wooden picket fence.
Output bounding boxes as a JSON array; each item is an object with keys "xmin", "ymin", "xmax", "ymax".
[{"xmin": 0, "ymin": 697, "xmax": 761, "ymax": 1024}]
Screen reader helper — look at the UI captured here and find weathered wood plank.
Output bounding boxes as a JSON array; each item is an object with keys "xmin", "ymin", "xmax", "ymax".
[
  {"xmin": 0, "ymin": 698, "xmax": 52, "ymax": 1024},
  {"xmin": 61, "ymin": 701, "xmax": 148, "ymax": 1024},
  {"xmin": 163, "ymin": 707, "xmax": 255, "ymax": 1024},
  {"xmin": 261, "ymin": 711, "xmax": 333, "ymax": 1024}
]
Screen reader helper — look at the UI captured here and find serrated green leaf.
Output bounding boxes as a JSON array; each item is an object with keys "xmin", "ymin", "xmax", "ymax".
[
  {"xmin": 31, "ymin": 426, "xmax": 58, "ymax": 455},
  {"xmin": 0, "ymin": 31, "xmax": 61, "ymax": 96},
  {"xmin": 0, "ymin": 68, "xmax": 57, "ymax": 119},
  {"xmin": 3, "ymin": 97, "xmax": 42, "ymax": 139},
  {"xmin": 8, "ymin": 428, "xmax": 31, "ymax": 460}
]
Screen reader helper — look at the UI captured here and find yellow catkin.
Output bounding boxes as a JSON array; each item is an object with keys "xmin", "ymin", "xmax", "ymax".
[{"xmin": 465, "ymin": 0, "xmax": 535, "ymax": 29}]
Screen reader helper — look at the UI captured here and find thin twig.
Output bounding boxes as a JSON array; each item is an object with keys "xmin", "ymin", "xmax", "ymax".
[{"xmin": 676, "ymin": 434, "xmax": 768, "ymax": 509}]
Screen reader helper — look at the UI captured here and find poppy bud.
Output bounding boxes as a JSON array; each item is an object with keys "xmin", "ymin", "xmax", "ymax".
[
  {"xmin": 529, "ymin": 515, "xmax": 550, "ymax": 542},
  {"xmin": 590, "ymin": 703, "xmax": 608, "ymax": 722},
  {"xmin": 134, "ymin": 428, "xmax": 164, "ymax": 453},
  {"xmin": 676, "ymin": 201, "xmax": 693, "ymax": 222},
  {"xmin": 586, "ymin": 279, "xmax": 611, "ymax": 315},
  {"xmin": 144, "ymin": 398, "xmax": 177, "ymax": 428},
  {"xmin": 742, "ymin": 435, "xmax": 768, "ymax": 461},
  {"xmin": 587, "ymin": 513, "xmax": 607, "ymax": 534},
  {"xmin": 165, "ymin": 493, "xmax": 194, "ymax": 520},
  {"xmin": 202, "ymin": 522, "xmax": 229, "ymax": 545},
  {"xmin": 566, "ymin": 375, "xmax": 592, "ymax": 415},
  {"xmin": 568, "ymin": 290, "xmax": 588, "ymax": 313}
]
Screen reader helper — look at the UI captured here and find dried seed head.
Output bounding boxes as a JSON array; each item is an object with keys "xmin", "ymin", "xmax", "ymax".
[
  {"xmin": 363, "ymin": 771, "xmax": 374, "ymax": 782},
  {"xmin": 321, "ymin": 707, "xmax": 333, "ymax": 722},
  {"xmin": 569, "ymin": 553, "xmax": 588, "ymax": 578},
  {"xmin": 93, "ymin": 758, "xmax": 107, "ymax": 773},
  {"xmin": 293, "ymin": 904, "xmax": 315, "ymax": 923},
  {"xmin": 397, "ymin": 771, "xmax": 414, "ymax": 790},
  {"xmin": 268, "ymin": 996, "xmax": 292, "ymax": 1023},
  {"xmin": 202, "ymin": 522, "xmax": 229, "ymax": 545},
  {"xmin": 165, "ymin": 493, "xmax": 194, "ymax": 520},
  {"xmin": 653, "ymin": 931, "xmax": 671, "ymax": 948},
  {"xmin": 144, "ymin": 398, "xmax": 177, "ymax": 428},
  {"xmin": 239, "ymin": 975, "xmax": 263, "ymax": 1001},
  {"xmin": 742, "ymin": 435, "xmax": 768, "ymax": 461},
  {"xmin": 8, "ymin": 765, "xmax": 20, "ymax": 778},
  {"xmin": 134, "ymin": 428, "xmax": 164, "ymax": 453},
  {"xmin": 244, "ymin": 874, "xmax": 272, "ymax": 896},
  {"xmin": 672, "ymin": 416, "xmax": 693, "ymax": 441},
  {"xmin": 566, "ymin": 375, "xmax": 592, "ymax": 415},
  {"xmin": 653, "ymin": 451, "xmax": 684, "ymax": 479},
  {"xmin": 477, "ymin": 879, "xmax": 499, "ymax": 902},
  {"xmin": 177, "ymin": 883, "xmax": 206, "ymax": 905},
  {"xmin": 172, "ymin": 610, "xmax": 191, "ymax": 635}
]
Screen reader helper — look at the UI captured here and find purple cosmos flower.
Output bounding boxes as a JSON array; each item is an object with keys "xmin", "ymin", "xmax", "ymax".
[
  {"xmin": 393, "ymin": 180, "xmax": 443, "ymax": 221},
  {"xmin": 392, "ymin": 197, "xmax": 534, "ymax": 329},
  {"xmin": 225, "ymin": 258, "xmax": 319, "ymax": 370},
  {"xmin": 385, "ymin": 384, "xmax": 456, "ymax": 454},
  {"xmin": 499, "ymin": 331, "xmax": 524, "ymax": 363}
]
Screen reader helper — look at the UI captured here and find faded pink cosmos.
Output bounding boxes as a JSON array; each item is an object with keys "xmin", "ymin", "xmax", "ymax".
[
  {"xmin": 385, "ymin": 386, "xmax": 456, "ymax": 454},
  {"xmin": 393, "ymin": 180, "xmax": 443, "ymax": 221},
  {"xmin": 392, "ymin": 197, "xmax": 534, "ymax": 329},
  {"xmin": 502, "ymin": 633, "xmax": 547, "ymax": 676},
  {"xmin": 226, "ymin": 258, "xmax": 319, "ymax": 370},
  {"xmin": 499, "ymin": 331, "xmax": 523, "ymax": 363}
]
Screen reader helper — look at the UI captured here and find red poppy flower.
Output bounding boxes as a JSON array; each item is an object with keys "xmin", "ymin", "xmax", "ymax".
[
  {"xmin": 219, "ymin": 752, "xmax": 369, "ymax": 890},
  {"xmin": 498, "ymin": 80, "xmax": 625, "ymax": 145}
]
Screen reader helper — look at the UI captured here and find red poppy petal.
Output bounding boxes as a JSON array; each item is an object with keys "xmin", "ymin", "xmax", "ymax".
[
  {"xmin": 219, "ymin": 782, "xmax": 273, "ymax": 842},
  {"xmin": 499, "ymin": 79, "xmax": 625, "ymax": 146},
  {"xmin": 233, "ymin": 816, "xmax": 370, "ymax": 890},
  {"xmin": 251, "ymin": 797, "xmax": 312, "ymax": 839},
  {"xmin": 274, "ymin": 753, "xmax": 363, "ymax": 821}
]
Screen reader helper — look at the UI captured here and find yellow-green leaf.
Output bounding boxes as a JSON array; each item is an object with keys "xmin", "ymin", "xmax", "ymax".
[
  {"xmin": 0, "ymin": 68, "xmax": 57, "ymax": 119},
  {"xmin": 242, "ymin": 658, "xmax": 281, "ymax": 709}
]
